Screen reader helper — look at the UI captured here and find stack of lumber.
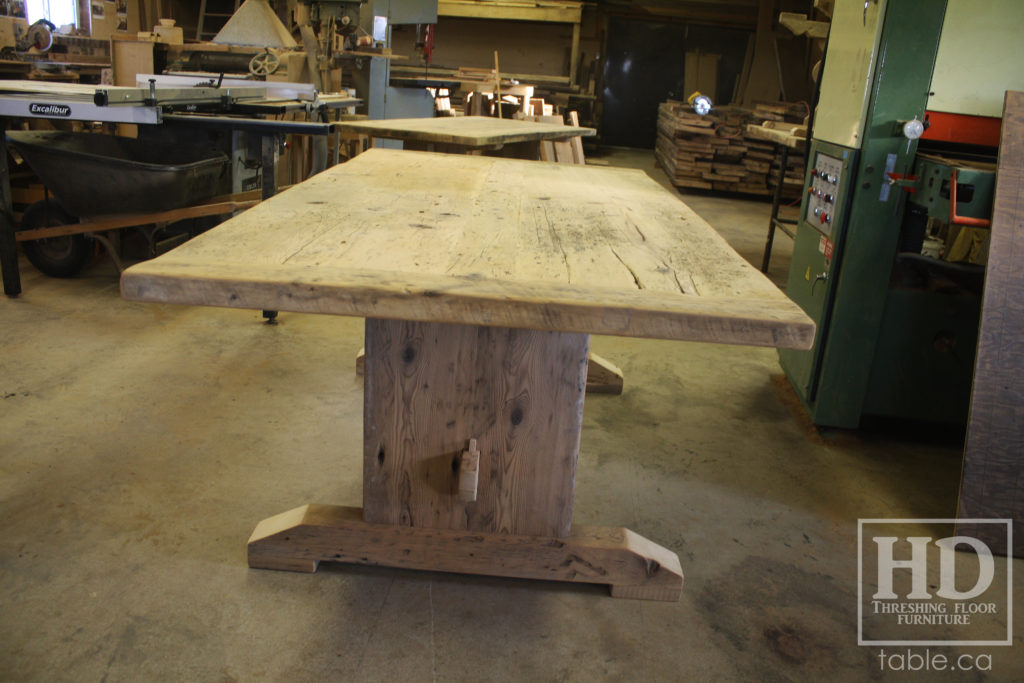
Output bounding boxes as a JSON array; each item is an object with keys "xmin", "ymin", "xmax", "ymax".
[{"xmin": 656, "ymin": 100, "xmax": 807, "ymax": 197}]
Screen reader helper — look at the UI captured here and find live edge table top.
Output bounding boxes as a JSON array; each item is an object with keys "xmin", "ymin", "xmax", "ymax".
[
  {"xmin": 121, "ymin": 148, "xmax": 814, "ymax": 349},
  {"xmin": 332, "ymin": 115, "xmax": 596, "ymax": 147}
]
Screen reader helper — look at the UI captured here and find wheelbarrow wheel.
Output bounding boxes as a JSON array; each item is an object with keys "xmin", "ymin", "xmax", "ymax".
[{"xmin": 19, "ymin": 200, "xmax": 94, "ymax": 278}]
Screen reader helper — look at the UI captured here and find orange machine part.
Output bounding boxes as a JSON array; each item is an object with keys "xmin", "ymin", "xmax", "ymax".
[
  {"xmin": 922, "ymin": 111, "xmax": 1001, "ymax": 147},
  {"xmin": 949, "ymin": 169, "xmax": 992, "ymax": 227}
]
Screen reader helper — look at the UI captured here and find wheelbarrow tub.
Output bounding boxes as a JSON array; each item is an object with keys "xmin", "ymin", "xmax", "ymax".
[{"xmin": 6, "ymin": 130, "xmax": 230, "ymax": 217}]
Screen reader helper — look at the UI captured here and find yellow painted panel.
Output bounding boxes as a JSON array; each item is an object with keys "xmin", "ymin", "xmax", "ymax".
[
  {"xmin": 812, "ymin": 0, "xmax": 887, "ymax": 148},
  {"xmin": 929, "ymin": 0, "xmax": 1024, "ymax": 117}
]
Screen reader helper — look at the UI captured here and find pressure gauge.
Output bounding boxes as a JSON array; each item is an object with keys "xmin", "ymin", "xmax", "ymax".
[{"xmin": 903, "ymin": 117, "xmax": 925, "ymax": 140}]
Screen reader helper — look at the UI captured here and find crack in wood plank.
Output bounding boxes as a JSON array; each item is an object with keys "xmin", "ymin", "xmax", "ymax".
[
  {"xmin": 622, "ymin": 211, "xmax": 647, "ymax": 242},
  {"xmin": 543, "ymin": 204, "xmax": 573, "ymax": 284},
  {"xmin": 281, "ymin": 232, "xmax": 325, "ymax": 264},
  {"xmin": 610, "ymin": 247, "xmax": 643, "ymax": 290},
  {"xmin": 673, "ymin": 270, "xmax": 697, "ymax": 296}
]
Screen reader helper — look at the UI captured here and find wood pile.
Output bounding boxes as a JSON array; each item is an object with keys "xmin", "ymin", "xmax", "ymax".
[{"xmin": 656, "ymin": 100, "xmax": 807, "ymax": 197}]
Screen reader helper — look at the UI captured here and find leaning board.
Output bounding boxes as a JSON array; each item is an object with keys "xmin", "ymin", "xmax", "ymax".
[
  {"xmin": 121, "ymin": 148, "xmax": 813, "ymax": 349},
  {"xmin": 957, "ymin": 90, "xmax": 1024, "ymax": 557}
]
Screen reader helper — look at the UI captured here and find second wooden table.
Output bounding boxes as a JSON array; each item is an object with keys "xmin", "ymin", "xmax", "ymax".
[{"xmin": 334, "ymin": 114, "xmax": 595, "ymax": 157}]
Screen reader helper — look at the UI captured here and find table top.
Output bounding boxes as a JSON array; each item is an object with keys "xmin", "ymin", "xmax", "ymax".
[
  {"xmin": 744, "ymin": 123, "xmax": 807, "ymax": 151},
  {"xmin": 121, "ymin": 148, "xmax": 813, "ymax": 348},
  {"xmin": 333, "ymin": 115, "xmax": 596, "ymax": 147}
]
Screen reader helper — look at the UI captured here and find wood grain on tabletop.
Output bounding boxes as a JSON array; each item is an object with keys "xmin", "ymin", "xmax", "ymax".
[
  {"xmin": 121, "ymin": 148, "xmax": 814, "ymax": 348},
  {"xmin": 330, "ymin": 115, "xmax": 596, "ymax": 146}
]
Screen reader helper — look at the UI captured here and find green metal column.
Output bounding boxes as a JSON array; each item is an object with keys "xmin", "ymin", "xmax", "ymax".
[{"xmin": 779, "ymin": 0, "xmax": 948, "ymax": 427}]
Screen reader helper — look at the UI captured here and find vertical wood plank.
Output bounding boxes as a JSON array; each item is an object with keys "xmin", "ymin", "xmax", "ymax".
[
  {"xmin": 553, "ymin": 140, "xmax": 575, "ymax": 164},
  {"xmin": 260, "ymin": 135, "xmax": 278, "ymax": 201},
  {"xmin": 958, "ymin": 91, "xmax": 1024, "ymax": 558},
  {"xmin": 539, "ymin": 139, "xmax": 555, "ymax": 161},
  {"xmin": 363, "ymin": 319, "xmax": 589, "ymax": 538},
  {"xmin": 111, "ymin": 36, "xmax": 154, "ymax": 138},
  {"xmin": 567, "ymin": 111, "xmax": 587, "ymax": 164},
  {"xmin": 741, "ymin": 0, "xmax": 782, "ymax": 105},
  {"xmin": 569, "ymin": 21, "xmax": 580, "ymax": 87}
]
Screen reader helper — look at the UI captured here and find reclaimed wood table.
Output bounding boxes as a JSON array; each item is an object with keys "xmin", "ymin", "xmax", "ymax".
[
  {"xmin": 340, "ymin": 115, "xmax": 614, "ymax": 387},
  {"xmin": 333, "ymin": 115, "xmax": 595, "ymax": 158},
  {"xmin": 121, "ymin": 148, "xmax": 814, "ymax": 601}
]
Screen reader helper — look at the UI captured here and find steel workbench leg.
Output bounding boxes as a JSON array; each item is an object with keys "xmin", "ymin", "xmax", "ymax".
[
  {"xmin": 261, "ymin": 133, "xmax": 279, "ymax": 324},
  {"xmin": 261, "ymin": 134, "xmax": 278, "ymax": 201},
  {"xmin": 761, "ymin": 146, "xmax": 790, "ymax": 273},
  {"xmin": 0, "ymin": 119, "xmax": 21, "ymax": 296},
  {"xmin": 330, "ymin": 130, "xmax": 340, "ymax": 168}
]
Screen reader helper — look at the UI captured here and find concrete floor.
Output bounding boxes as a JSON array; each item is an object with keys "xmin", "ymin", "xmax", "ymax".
[{"xmin": 1, "ymin": 149, "xmax": 1019, "ymax": 681}]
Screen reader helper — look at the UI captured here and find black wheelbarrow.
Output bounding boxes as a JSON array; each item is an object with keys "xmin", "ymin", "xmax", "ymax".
[{"xmin": 6, "ymin": 130, "xmax": 231, "ymax": 277}]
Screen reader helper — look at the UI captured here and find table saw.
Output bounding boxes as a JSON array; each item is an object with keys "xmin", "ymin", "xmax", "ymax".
[{"xmin": 0, "ymin": 78, "xmax": 360, "ymax": 295}]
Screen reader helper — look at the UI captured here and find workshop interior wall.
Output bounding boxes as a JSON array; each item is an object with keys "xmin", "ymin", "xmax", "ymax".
[
  {"xmin": 142, "ymin": 0, "xmax": 197, "ymax": 40},
  {"xmin": 84, "ymin": 0, "xmax": 141, "ymax": 39},
  {"xmin": 390, "ymin": 18, "xmax": 574, "ymax": 79},
  {"xmin": 79, "ymin": 0, "xmax": 816, "ymax": 112}
]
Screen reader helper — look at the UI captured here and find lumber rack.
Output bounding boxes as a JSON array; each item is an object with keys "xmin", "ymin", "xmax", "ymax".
[
  {"xmin": 761, "ymin": 144, "xmax": 799, "ymax": 272},
  {"xmin": 745, "ymin": 124, "xmax": 807, "ymax": 272}
]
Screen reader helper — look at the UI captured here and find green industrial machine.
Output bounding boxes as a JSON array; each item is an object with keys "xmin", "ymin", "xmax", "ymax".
[{"xmin": 779, "ymin": 0, "xmax": 997, "ymax": 428}]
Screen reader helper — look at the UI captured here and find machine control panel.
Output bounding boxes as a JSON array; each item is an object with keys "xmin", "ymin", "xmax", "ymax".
[{"xmin": 805, "ymin": 153, "xmax": 844, "ymax": 236}]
